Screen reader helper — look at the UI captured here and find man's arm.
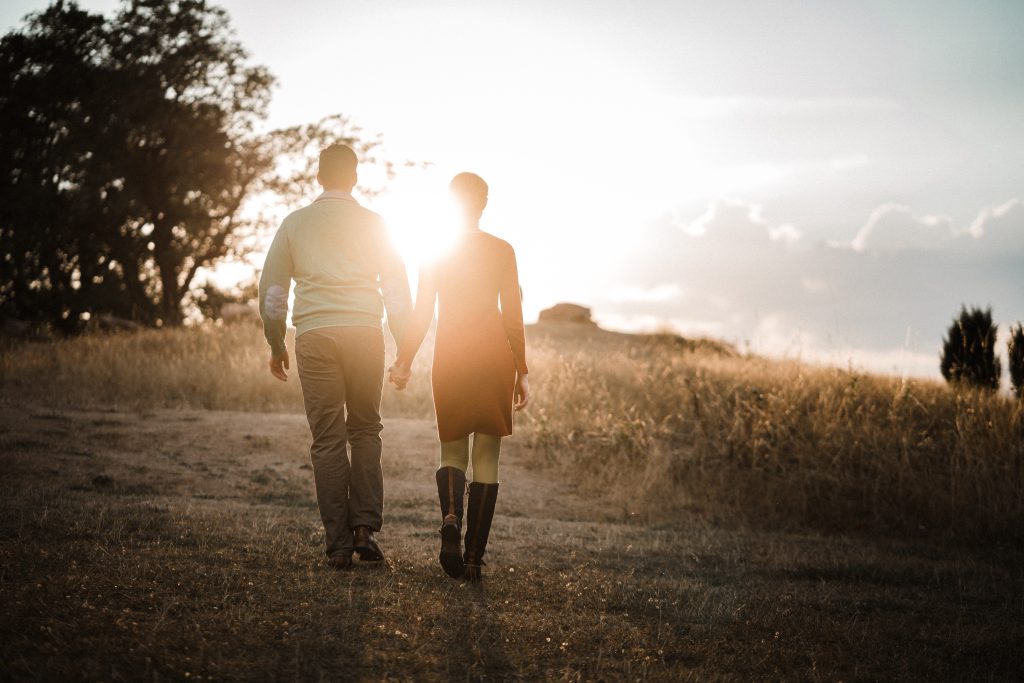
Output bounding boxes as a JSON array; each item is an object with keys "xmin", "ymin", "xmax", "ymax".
[
  {"xmin": 376, "ymin": 221, "xmax": 412, "ymax": 347},
  {"xmin": 390, "ymin": 265, "xmax": 437, "ymax": 390},
  {"xmin": 259, "ymin": 222, "xmax": 293, "ymax": 380}
]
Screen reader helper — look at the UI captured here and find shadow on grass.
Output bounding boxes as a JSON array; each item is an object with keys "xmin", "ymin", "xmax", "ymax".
[{"xmin": 433, "ymin": 581, "xmax": 515, "ymax": 680}]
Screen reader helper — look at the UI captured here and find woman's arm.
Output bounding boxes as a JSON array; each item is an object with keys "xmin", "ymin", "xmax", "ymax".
[
  {"xmin": 395, "ymin": 265, "xmax": 438, "ymax": 372},
  {"xmin": 499, "ymin": 245, "xmax": 529, "ymax": 378}
]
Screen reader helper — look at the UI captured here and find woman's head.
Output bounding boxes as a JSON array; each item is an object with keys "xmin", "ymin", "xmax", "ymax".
[{"xmin": 449, "ymin": 172, "xmax": 489, "ymax": 220}]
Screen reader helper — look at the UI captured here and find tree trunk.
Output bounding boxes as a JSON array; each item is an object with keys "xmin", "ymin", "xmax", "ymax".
[{"xmin": 159, "ymin": 265, "xmax": 184, "ymax": 326}]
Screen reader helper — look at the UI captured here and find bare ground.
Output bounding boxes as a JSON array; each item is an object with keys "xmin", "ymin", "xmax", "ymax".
[{"xmin": 1, "ymin": 403, "xmax": 1022, "ymax": 681}]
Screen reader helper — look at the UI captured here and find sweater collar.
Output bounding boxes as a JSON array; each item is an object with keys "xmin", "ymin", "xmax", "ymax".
[{"xmin": 314, "ymin": 190, "xmax": 357, "ymax": 203}]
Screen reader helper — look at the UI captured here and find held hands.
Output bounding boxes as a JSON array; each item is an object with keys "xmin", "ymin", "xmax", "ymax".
[
  {"xmin": 388, "ymin": 362, "xmax": 411, "ymax": 391},
  {"xmin": 269, "ymin": 350, "xmax": 290, "ymax": 382},
  {"xmin": 514, "ymin": 373, "xmax": 530, "ymax": 411}
]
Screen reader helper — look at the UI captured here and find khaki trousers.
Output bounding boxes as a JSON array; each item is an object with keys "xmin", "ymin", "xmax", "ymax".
[{"xmin": 296, "ymin": 326, "xmax": 385, "ymax": 558}]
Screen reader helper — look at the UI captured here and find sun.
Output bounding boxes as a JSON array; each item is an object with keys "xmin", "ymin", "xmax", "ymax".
[{"xmin": 371, "ymin": 176, "xmax": 461, "ymax": 272}]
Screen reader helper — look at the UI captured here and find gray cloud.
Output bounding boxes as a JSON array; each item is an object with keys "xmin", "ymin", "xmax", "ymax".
[{"xmin": 600, "ymin": 197, "xmax": 1024, "ymax": 379}]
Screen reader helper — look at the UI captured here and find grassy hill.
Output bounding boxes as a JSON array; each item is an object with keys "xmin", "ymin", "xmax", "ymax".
[
  {"xmin": 1, "ymin": 321, "xmax": 1022, "ymax": 679},
  {"xmin": 4, "ymin": 320, "xmax": 1019, "ymax": 541}
]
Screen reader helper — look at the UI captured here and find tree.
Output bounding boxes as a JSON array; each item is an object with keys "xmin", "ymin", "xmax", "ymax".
[
  {"xmin": 0, "ymin": 2, "xmax": 397, "ymax": 331},
  {"xmin": 1009, "ymin": 323, "xmax": 1024, "ymax": 398},
  {"xmin": 0, "ymin": 4, "xmax": 115, "ymax": 331},
  {"xmin": 191, "ymin": 279, "xmax": 258, "ymax": 323},
  {"xmin": 940, "ymin": 306, "xmax": 1001, "ymax": 391}
]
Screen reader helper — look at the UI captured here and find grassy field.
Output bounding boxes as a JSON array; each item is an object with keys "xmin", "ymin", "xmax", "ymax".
[
  {"xmin": 4, "ymin": 321, "xmax": 1022, "ymax": 540},
  {"xmin": 1, "ymin": 323, "xmax": 1023, "ymax": 680}
]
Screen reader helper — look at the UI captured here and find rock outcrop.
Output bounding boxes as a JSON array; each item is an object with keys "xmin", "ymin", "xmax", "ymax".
[{"xmin": 537, "ymin": 303, "xmax": 597, "ymax": 326}]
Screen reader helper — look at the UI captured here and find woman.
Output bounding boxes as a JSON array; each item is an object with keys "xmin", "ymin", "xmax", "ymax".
[{"xmin": 389, "ymin": 172, "xmax": 529, "ymax": 582}]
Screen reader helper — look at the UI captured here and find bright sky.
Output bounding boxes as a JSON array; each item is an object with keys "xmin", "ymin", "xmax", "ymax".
[{"xmin": 5, "ymin": 0, "xmax": 1023, "ymax": 380}]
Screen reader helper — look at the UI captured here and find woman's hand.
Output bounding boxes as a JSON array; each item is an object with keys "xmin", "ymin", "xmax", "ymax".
[
  {"xmin": 514, "ymin": 373, "xmax": 530, "ymax": 411},
  {"xmin": 388, "ymin": 362, "xmax": 411, "ymax": 390}
]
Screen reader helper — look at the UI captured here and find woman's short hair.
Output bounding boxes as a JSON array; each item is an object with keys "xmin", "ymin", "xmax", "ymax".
[
  {"xmin": 319, "ymin": 144, "xmax": 358, "ymax": 186},
  {"xmin": 449, "ymin": 172, "xmax": 488, "ymax": 214}
]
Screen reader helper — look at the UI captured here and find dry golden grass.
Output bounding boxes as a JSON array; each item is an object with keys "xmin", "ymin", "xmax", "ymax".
[
  {"xmin": 3, "ymin": 320, "xmax": 1020, "ymax": 542},
  {"xmin": 1, "ymin": 325, "xmax": 306, "ymax": 413},
  {"xmin": 1, "ymin": 404, "xmax": 1021, "ymax": 680},
  {"xmin": 524, "ymin": 323, "xmax": 1024, "ymax": 542}
]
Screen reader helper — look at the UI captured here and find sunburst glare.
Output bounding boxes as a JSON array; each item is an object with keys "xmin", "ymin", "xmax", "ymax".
[{"xmin": 373, "ymin": 173, "xmax": 462, "ymax": 272}]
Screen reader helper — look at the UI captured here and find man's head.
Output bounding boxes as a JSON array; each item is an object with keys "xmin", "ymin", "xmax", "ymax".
[
  {"xmin": 449, "ymin": 172, "xmax": 489, "ymax": 220},
  {"xmin": 317, "ymin": 144, "xmax": 358, "ymax": 191}
]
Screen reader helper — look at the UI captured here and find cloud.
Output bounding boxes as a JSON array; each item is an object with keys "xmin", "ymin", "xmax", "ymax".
[
  {"xmin": 850, "ymin": 203, "xmax": 955, "ymax": 252},
  {"xmin": 967, "ymin": 198, "xmax": 1020, "ymax": 237},
  {"xmin": 679, "ymin": 197, "xmax": 763, "ymax": 237},
  {"xmin": 671, "ymin": 97, "xmax": 902, "ymax": 120},
  {"xmin": 847, "ymin": 198, "xmax": 1024, "ymax": 255},
  {"xmin": 593, "ymin": 312, "xmax": 727, "ymax": 337},
  {"xmin": 800, "ymin": 277, "xmax": 828, "ymax": 293},
  {"xmin": 676, "ymin": 197, "xmax": 801, "ymax": 244},
  {"xmin": 828, "ymin": 153, "xmax": 871, "ymax": 171},
  {"xmin": 607, "ymin": 283, "xmax": 684, "ymax": 304},
  {"xmin": 602, "ymin": 197, "xmax": 1022, "ymax": 381},
  {"xmin": 770, "ymin": 223, "xmax": 802, "ymax": 244},
  {"xmin": 965, "ymin": 199, "xmax": 1024, "ymax": 253}
]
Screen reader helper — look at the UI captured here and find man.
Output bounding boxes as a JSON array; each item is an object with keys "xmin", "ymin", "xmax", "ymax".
[{"xmin": 259, "ymin": 144, "xmax": 412, "ymax": 570}]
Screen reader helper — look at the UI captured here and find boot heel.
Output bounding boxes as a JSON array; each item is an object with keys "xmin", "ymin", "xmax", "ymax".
[
  {"xmin": 436, "ymin": 468, "xmax": 466, "ymax": 579},
  {"xmin": 439, "ymin": 522, "xmax": 464, "ymax": 578}
]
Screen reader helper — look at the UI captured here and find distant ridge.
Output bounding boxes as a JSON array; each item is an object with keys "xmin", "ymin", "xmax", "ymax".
[{"xmin": 530, "ymin": 302, "xmax": 736, "ymax": 357}]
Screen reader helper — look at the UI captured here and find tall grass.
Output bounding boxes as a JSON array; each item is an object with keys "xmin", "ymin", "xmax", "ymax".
[
  {"xmin": 525, "ymin": 325, "xmax": 1024, "ymax": 540},
  {"xmin": 2, "ymin": 324, "xmax": 305, "ymax": 412},
  {"xmin": 3, "ymin": 321, "xmax": 1021, "ymax": 540}
]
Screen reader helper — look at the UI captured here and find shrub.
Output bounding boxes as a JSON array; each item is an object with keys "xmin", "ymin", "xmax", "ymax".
[
  {"xmin": 1009, "ymin": 323, "xmax": 1024, "ymax": 398},
  {"xmin": 940, "ymin": 306, "xmax": 1000, "ymax": 391}
]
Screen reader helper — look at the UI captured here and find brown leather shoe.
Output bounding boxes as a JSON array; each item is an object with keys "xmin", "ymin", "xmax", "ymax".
[
  {"xmin": 353, "ymin": 526, "xmax": 384, "ymax": 562},
  {"xmin": 327, "ymin": 553, "xmax": 352, "ymax": 570}
]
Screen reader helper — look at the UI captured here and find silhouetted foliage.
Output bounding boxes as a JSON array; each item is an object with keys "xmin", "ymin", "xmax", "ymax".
[
  {"xmin": 1008, "ymin": 323, "xmax": 1024, "ymax": 399},
  {"xmin": 190, "ymin": 279, "xmax": 258, "ymax": 323},
  {"xmin": 0, "ymin": 2, "xmax": 398, "ymax": 332},
  {"xmin": 940, "ymin": 306, "xmax": 1000, "ymax": 391}
]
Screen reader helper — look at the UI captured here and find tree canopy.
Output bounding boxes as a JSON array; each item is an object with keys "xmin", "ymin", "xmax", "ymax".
[{"xmin": 1, "ymin": 1, "xmax": 395, "ymax": 331}]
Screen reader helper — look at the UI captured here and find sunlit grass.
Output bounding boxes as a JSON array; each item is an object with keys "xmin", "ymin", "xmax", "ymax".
[{"xmin": 2, "ymin": 321, "xmax": 1021, "ymax": 541}]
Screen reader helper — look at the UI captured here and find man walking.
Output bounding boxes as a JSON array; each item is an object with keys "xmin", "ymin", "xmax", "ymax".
[{"xmin": 259, "ymin": 144, "xmax": 411, "ymax": 570}]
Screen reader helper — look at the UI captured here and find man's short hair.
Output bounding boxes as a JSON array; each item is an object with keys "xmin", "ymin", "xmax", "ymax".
[
  {"xmin": 449, "ymin": 172, "xmax": 488, "ymax": 214},
  {"xmin": 319, "ymin": 144, "xmax": 358, "ymax": 186}
]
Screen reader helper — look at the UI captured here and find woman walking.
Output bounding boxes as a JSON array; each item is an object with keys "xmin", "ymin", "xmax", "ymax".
[{"xmin": 389, "ymin": 172, "xmax": 529, "ymax": 581}]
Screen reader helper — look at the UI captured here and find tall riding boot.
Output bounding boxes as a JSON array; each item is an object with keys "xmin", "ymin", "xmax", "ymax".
[
  {"xmin": 435, "ymin": 467, "xmax": 466, "ymax": 579},
  {"xmin": 463, "ymin": 482, "xmax": 499, "ymax": 582}
]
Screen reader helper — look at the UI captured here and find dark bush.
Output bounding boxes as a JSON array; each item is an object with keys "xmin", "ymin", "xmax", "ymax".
[
  {"xmin": 940, "ymin": 306, "xmax": 1000, "ymax": 391},
  {"xmin": 1008, "ymin": 323, "xmax": 1024, "ymax": 398}
]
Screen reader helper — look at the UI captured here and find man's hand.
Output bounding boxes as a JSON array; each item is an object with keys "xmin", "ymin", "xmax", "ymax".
[
  {"xmin": 388, "ymin": 363, "xmax": 411, "ymax": 391},
  {"xmin": 269, "ymin": 350, "xmax": 290, "ymax": 382},
  {"xmin": 514, "ymin": 373, "xmax": 530, "ymax": 411}
]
